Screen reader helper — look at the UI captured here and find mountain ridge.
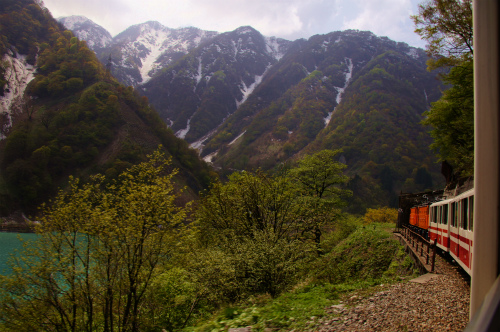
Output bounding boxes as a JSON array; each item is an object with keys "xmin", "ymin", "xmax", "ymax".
[{"xmin": 57, "ymin": 16, "xmax": 444, "ymax": 211}]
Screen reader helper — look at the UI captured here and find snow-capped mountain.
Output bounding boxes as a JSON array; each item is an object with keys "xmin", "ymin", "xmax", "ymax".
[
  {"xmin": 139, "ymin": 25, "xmax": 293, "ymax": 144},
  {"xmin": 58, "ymin": 17, "xmax": 220, "ymax": 86},
  {"xmin": 58, "ymin": 16, "xmax": 112, "ymax": 50},
  {"xmin": 103, "ymin": 22, "xmax": 219, "ymax": 86}
]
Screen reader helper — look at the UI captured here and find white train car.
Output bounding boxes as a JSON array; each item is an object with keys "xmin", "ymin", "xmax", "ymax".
[{"xmin": 428, "ymin": 188, "xmax": 474, "ymax": 275}]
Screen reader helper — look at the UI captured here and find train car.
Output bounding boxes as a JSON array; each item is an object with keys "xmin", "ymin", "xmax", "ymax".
[
  {"xmin": 418, "ymin": 206, "xmax": 429, "ymax": 230},
  {"xmin": 429, "ymin": 197, "xmax": 453, "ymax": 251},
  {"xmin": 427, "ymin": 188, "xmax": 475, "ymax": 275},
  {"xmin": 407, "ymin": 205, "xmax": 431, "ymax": 238},
  {"xmin": 409, "ymin": 207, "xmax": 418, "ymax": 227},
  {"xmin": 450, "ymin": 189, "xmax": 474, "ymax": 275}
]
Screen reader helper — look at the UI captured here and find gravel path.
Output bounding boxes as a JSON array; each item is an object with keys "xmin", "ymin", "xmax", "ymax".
[{"xmin": 311, "ymin": 254, "xmax": 470, "ymax": 332}]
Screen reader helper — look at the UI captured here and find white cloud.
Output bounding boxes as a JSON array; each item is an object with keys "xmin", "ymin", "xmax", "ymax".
[
  {"xmin": 341, "ymin": 0, "xmax": 425, "ymax": 47},
  {"xmin": 43, "ymin": 0, "xmax": 426, "ymax": 47}
]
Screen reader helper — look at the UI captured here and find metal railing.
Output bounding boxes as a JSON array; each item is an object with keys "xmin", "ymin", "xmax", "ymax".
[{"xmin": 399, "ymin": 226, "xmax": 437, "ymax": 272}]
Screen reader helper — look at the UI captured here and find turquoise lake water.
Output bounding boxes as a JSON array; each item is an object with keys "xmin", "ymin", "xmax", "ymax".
[{"xmin": 0, "ymin": 232, "xmax": 38, "ymax": 275}]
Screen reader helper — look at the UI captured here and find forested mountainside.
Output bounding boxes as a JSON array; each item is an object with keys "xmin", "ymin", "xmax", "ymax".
[
  {"xmin": 60, "ymin": 17, "xmax": 445, "ymax": 211},
  {"xmin": 196, "ymin": 31, "xmax": 444, "ymax": 209},
  {"xmin": 0, "ymin": 0, "xmax": 212, "ymax": 215}
]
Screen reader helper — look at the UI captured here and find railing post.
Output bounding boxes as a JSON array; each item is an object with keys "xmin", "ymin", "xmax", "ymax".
[
  {"xmin": 431, "ymin": 239, "xmax": 437, "ymax": 272},
  {"xmin": 426, "ymin": 240, "xmax": 430, "ymax": 264}
]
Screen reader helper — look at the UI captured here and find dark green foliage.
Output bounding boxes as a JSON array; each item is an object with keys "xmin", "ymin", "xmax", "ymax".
[
  {"xmin": 422, "ymin": 61, "xmax": 474, "ymax": 176},
  {"xmin": 194, "ymin": 152, "xmax": 350, "ymax": 299},
  {"xmin": 0, "ymin": 0, "xmax": 212, "ymax": 214},
  {"xmin": 413, "ymin": 0, "xmax": 474, "ymax": 177}
]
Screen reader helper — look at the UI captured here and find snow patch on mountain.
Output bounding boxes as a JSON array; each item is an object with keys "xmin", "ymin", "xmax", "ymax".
[
  {"xmin": 236, "ymin": 64, "xmax": 271, "ymax": 107},
  {"xmin": 59, "ymin": 15, "xmax": 88, "ymax": 29},
  {"xmin": 190, "ymin": 114, "xmax": 231, "ymax": 151},
  {"xmin": 324, "ymin": 57, "xmax": 354, "ymax": 126},
  {"xmin": 337, "ymin": 58, "xmax": 354, "ymax": 104},
  {"xmin": 406, "ymin": 48, "xmax": 419, "ymax": 59},
  {"xmin": 265, "ymin": 37, "xmax": 287, "ymax": 61},
  {"xmin": 0, "ymin": 52, "xmax": 36, "ymax": 137},
  {"xmin": 203, "ymin": 151, "xmax": 218, "ymax": 163},
  {"xmin": 322, "ymin": 40, "xmax": 330, "ymax": 51},
  {"xmin": 194, "ymin": 57, "xmax": 203, "ymax": 87},
  {"xmin": 135, "ymin": 25, "xmax": 171, "ymax": 83},
  {"xmin": 228, "ymin": 130, "xmax": 246, "ymax": 145},
  {"xmin": 59, "ymin": 16, "xmax": 112, "ymax": 49},
  {"xmin": 176, "ymin": 116, "xmax": 192, "ymax": 139},
  {"xmin": 115, "ymin": 22, "xmax": 218, "ymax": 85}
]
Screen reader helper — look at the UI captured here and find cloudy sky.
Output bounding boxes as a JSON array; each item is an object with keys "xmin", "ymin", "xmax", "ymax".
[{"xmin": 43, "ymin": 0, "xmax": 428, "ymax": 48}]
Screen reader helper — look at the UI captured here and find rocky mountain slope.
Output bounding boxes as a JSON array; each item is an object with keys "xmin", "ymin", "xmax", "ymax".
[
  {"xmin": 58, "ymin": 15, "xmax": 112, "ymax": 51},
  {"xmin": 59, "ymin": 17, "xmax": 445, "ymax": 211},
  {"xmin": 140, "ymin": 26, "xmax": 293, "ymax": 143},
  {"xmin": 191, "ymin": 30, "xmax": 443, "ymax": 209}
]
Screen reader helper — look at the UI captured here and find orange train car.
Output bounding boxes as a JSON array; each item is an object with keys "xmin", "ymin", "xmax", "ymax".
[
  {"xmin": 418, "ymin": 206, "xmax": 429, "ymax": 230},
  {"xmin": 409, "ymin": 207, "xmax": 418, "ymax": 226}
]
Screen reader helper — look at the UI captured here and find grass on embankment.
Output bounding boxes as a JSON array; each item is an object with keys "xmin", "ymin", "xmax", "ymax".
[{"xmin": 185, "ymin": 222, "xmax": 418, "ymax": 332}]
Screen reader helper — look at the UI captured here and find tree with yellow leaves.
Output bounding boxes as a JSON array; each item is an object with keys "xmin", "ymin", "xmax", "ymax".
[{"xmin": 0, "ymin": 148, "xmax": 188, "ymax": 332}]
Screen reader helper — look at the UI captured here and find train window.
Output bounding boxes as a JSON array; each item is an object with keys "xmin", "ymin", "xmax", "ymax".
[
  {"xmin": 462, "ymin": 198, "xmax": 469, "ymax": 230},
  {"xmin": 443, "ymin": 205, "xmax": 448, "ymax": 225},
  {"xmin": 432, "ymin": 206, "xmax": 438, "ymax": 223},
  {"xmin": 451, "ymin": 202, "xmax": 457, "ymax": 227},
  {"xmin": 469, "ymin": 196, "xmax": 474, "ymax": 231}
]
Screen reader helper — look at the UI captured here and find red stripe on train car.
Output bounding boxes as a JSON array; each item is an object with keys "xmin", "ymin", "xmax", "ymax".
[{"xmin": 459, "ymin": 235, "xmax": 471, "ymax": 245}]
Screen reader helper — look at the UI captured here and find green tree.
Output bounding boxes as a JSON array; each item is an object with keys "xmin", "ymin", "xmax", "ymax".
[
  {"xmin": 413, "ymin": 0, "xmax": 474, "ymax": 176},
  {"xmin": 0, "ymin": 149, "xmax": 188, "ymax": 332},
  {"xmin": 422, "ymin": 61, "xmax": 474, "ymax": 175},
  {"xmin": 193, "ymin": 151, "xmax": 351, "ymax": 298},
  {"xmin": 412, "ymin": 0, "xmax": 473, "ymax": 69},
  {"xmin": 197, "ymin": 170, "xmax": 307, "ymax": 244},
  {"xmin": 194, "ymin": 170, "xmax": 315, "ymax": 298},
  {"xmin": 290, "ymin": 149, "xmax": 351, "ymax": 246}
]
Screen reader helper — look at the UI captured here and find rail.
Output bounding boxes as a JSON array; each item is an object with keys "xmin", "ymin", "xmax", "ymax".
[{"xmin": 397, "ymin": 226, "xmax": 437, "ymax": 273}]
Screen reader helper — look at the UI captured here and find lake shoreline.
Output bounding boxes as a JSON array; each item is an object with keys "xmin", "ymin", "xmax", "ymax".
[{"xmin": 1, "ymin": 211, "xmax": 37, "ymax": 233}]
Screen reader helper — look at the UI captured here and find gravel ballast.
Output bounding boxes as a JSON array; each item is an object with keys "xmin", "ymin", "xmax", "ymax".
[{"xmin": 312, "ymin": 253, "xmax": 470, "ymax": 332}]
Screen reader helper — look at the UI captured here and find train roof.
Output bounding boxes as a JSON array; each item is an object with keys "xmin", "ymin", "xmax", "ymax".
[
  {"xmin": 454, "ymin": 188, "xmax": 475, "ymax": 200},
  {"xmin": 430, "ymin": 196, "xmax": 454, "ymax": 207},
  {"xmin": 429, "ymin": 188, "xmax": 474, "ymax": 207}
]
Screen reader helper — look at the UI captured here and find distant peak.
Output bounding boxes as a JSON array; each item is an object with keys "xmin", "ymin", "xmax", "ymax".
[
  {"xmin": 58, "ymin": 15, "xmax": 93, "ymax": 28},
  {"xmin": 143, "ymin": 20, "xmax": 164, "ymax": 27},
  {"xmin": 234, "ymin": 26, "xmax": 258, "ymax": 35},
  {"xmin": 59, "ymin": 15, "xmax": 88, "ymax": 22}
]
